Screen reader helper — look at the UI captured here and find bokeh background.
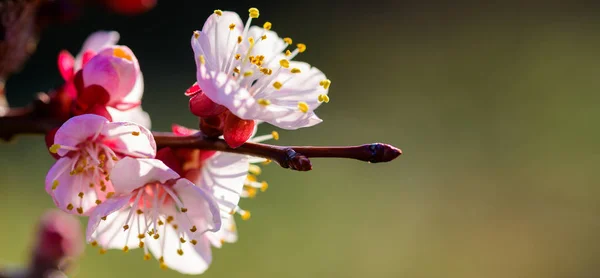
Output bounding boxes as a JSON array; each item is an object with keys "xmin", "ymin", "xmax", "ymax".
[{"xmin": 2, "ymin": 1, "xmax": 600, "ymax": 277}]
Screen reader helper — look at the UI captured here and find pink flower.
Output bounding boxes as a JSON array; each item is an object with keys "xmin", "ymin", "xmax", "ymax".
[
  {"xmin": 189, "ymin": 9, "xmax": 331, "ymax": 147},
  {"xmin": 87, "ymin": 157, "xmax": 221, "ymax": 274},
  {"xmin": 45, "ymin": 114, "xmax": 156, "ymax": 215}
]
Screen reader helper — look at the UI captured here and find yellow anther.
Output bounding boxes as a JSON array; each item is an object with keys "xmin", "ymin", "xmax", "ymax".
[
  {"xmin": 113, "ymin": 47, "xmax": 133, "ymax": 61},
  {"xmin": 190, "ymin": 226, "xmax": 197, "ymax": 232},
  {"xmin": 273, "ymin": 81, "xmax": 283, "ymax": 90},
  {"xmin": 257, "ymin": 98, "xmax": 271, "ymax": 106},
  {"xmin": 139, "ymin": 241, "xmax": 145, "ymax": 248},
  {"xmin": 262, "ymin": 159, "xmax": 272, "ymax": 165},
  {"xmin": 99, "ymin": 248, "xmax": 107, "ymax": 254},
  {"xmin": 298, "ymin": 101, "xmax": 309, "ymax": 113},
  {"xmin": 180, "ymin": 237, "xmax": 186, "ymax": 243},
  {"xmin": 104, "ymin": 175, "xmax": 110, "ymax": 181},
  {"xmin": 172, "ymin": 224, "xmax": 178, "ymax": 230},
  {"xmin": 235, "ymin": 54, "xmax": 241, "ymax": 60},
  {"xmin": 261, "ymin": 34, "xmax": 267, "ymax": 40},
  {"xmin": 78, "ymin": 192, "xmax": 84, "ymax": 198},
  {"xmin": 297, "ymin": 43, "xmax": 307, "ymax": 53},
  {"xmin": 89, "ymin": 182, "xmax": 94, "ymax": 188},
  {"xmin": 318, "ymin": 94, "xmax": 330, "ymax": 103},
  {"xmin": 246, "ymin": 187, "xmax": 257, "ymax": 198},
  {"xmin": 283, "ymin": 37, "xmax": 292, "ymax": 44},
  {"xmin": 190, "ymin": 239, "xmax": 198, "ymax": 245},
  {"xmin": 271, "ymin": 131, "xmax": 280, "ymax": 140},
  {"xmin": 100, "ymin": 185, "xmax": 107, "ymax": 192},
  {"xmin": 229, "ymin": 210, "xmax": 236, "ymax": 215},
  {"xmin": 261, "ymin": 181, "xmax": 269, "ymax": 192},
  {"xmin": 214, "ymin": 9, "xmax": 223, "ymax": 16},
  {"xmin": 220, "ymin": 239, "xmax": 226, "ymax": 245},
  {"xmin": 77, "ymin": 207, "xmax": 83, "ymax": 214},
  {"xmin": 247, "ymin": 174, "xmax": 257, "ymax": 182},
  {"xmin": 177, "ymin": 249, "xmax": 184, "ymax": 256},
  {"xmin": 148, "ymin": 230, "xmax": 154, "ymax": 236},
  {"xmin": 243, "ymin": 71, "xmax": 254, "ymax": 77},
  {"xmin": 241, "ymin": 211, "xmax": 251, "ymax": 221},
  {"xmin": 248, "ymin": 37, "xmax": 255, "ymax": 45},
  {"xmin": 136, "ymin": 209, "xmax": 143, "ymax": 215},
  {"xmin": 144, "ymin": 254, "xmax": 151, "ymax": 260},
  {"xmin": 95, "ymin": 200, "xmax": 102, "ymax": 205},
  {"xmin": 193, "ymin": 31, "xmax": 200, "ymax": 39},
  {"xmin": 249, "ymin": 164, "xmax": 262, "ymax": 175},
  {"xmin": 180, "ymin": 207, "xmax": 188, "ymax": 213},
  {"xmin": 158, "ymin": 220, "xmax": 164, "ymax": 226},
  {"xmin": 249, "ymin": 7, "xmax": 259, "ymax": 18},
  {"xmin": 285, "ymin": 50, "xmax": 292, "ymax": 57},
  {"xmin": 153, "ymin": 234, "xmax": 160, "ymax": 239},
  {"xmin": 112, "ymin": 156, "xmax": 118, "ymax": 161},
  {"xmin": 260, "ymin": 68, "xmax": 272, "ymax": 75},
  {"xmin": 106, "ymin": 192, "xmax": 115, "ymax": 198},
  {"xmin": 52, "ymin": 180, "xmax": 59, "ymax": 190},
  {"xmin": 66, "ymin": 204, "xmax": 73, "ymax": 211},
  {"xmin": 123, "ymin": 225, "xmax": 129, "ymax": 231},
  {"xmin": 263, "ymin": 22, "xmax": 272, "ymax": 30},
  {"xmin": 319, "ymin": 79, "xmax": 331, "ymax": 89},
  {"xmin": 166, "ymin": 216, "xmax": 174, "ymax": 223},
  {"xmin": 91, "ymin": 240, "xmax": 98, "ymax": 247},
  {"xmin": 138, "ymin": 234, "xmax": 145, "ymax": 239},
  {"xmin": 101, "ymin": 216, "xmax": 107, "ymax": 221},
  {"xmin": 279, "ymin": 59, "xmax": 290, "ymax": 68},
  {"xmin": 233, "ymin": 67, "xmax": 240, "ymax": 74},
  {"xmin": 131, "ymin": 131, "xmax": 140, "ymax": 136},
  {"xmin": 49, "ymin": 144, "xmax": 61, "ymax": 154},
  {"xmin": 229, "ymin": 23, "xmax": 236, "ymax": 30},
  {"xmin": 199, "ymin": 55, "xmax": 205, "ymax": 65},
  {"xmin": 123, "ymin": 246, "xmax": 129, "ymax": 252},
  {"xmin": 160, "ymin": 263, "xmax": 168, "ymax": 270},
  {"xmin": 291, "ymin": 68, "xmax": 301, "ymax": 74},
  {"xmin": 237, "ymin": 36, "xmax": 243, "ymax": 44},
  {"xmin": 159, "ymin": 256, "xmax": 165, "ymax": 263}
]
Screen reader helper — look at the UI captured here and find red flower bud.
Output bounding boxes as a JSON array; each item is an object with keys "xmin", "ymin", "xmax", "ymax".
[{"xmin": 223, "ymin": 112, "xmax": 255, "ymax": 148}]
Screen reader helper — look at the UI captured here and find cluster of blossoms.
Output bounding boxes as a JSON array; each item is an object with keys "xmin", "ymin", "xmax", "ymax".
[{"xmin": 43, "ymin": 8, "xmax": 329, "ymax": 274}]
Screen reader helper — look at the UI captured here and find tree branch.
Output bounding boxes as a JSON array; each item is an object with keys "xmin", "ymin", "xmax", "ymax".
[{"xmin": 0, "ymin": 96, "xmax": 402, "ymax": 171}]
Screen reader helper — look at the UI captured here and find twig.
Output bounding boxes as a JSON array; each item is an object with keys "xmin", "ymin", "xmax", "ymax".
[{"xmin": 0, "ymin": 95, "xmax": 402, "ymax": 171}]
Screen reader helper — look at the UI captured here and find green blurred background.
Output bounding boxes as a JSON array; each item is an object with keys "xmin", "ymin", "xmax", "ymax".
[{"xmin": 2, "ymin": 1, "xmax": 600, "ymax": 277}]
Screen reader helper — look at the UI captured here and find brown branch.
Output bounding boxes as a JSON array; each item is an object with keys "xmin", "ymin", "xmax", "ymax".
[{"xmin": 0, "ymin": 96, "xmax": 402, "ymax": 171}]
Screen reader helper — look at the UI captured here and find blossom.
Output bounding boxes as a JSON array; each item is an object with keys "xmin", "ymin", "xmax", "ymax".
[
  {"xmin": 87, "ymin": 157, "xmax": 221, "ymax": 274},
  {"xmin": 45, "ymin": 114, "xmax": 156, "ymax": 215},
  {"xmin": 165, "ymin": 124, "xmax": 275, "ymax": 247},
  {"xmin": 56, "ymin": 31, "xmax": 150, "ymax": 128},
  {"xmin": 190, "ymin": 8, "xmax": 330, "ymax": 147}
]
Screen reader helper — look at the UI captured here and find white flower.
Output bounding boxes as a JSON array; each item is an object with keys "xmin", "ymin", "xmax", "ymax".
[{"xmin": 191, "ymin": 8, "xmax": 331, "ymax": 130}]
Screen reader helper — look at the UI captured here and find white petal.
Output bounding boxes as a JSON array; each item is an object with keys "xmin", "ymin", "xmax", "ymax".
[
  {"xmin": 247, "ymin": 26, "xmax": 286, "ymax": 65},
  {"xmin": 110, "ymin": 158, "xmax": 179, "ymax": 195},
  {"xmin": 75, "ymin": 31, "xmax": 120, "ymax": 71},
  {"xmin": 146, "ymin": 225, "xmax": 213, "ymax": 274},
  {"xmin": 86, "ymin": 195, "xmax": 130, "ymax": 243},
  {"xmin": 196, "ymin": 152, "xmax": 248, "ymax": 215},
  {"xmin": 197, "ymin": 11, "xmax": 245, "ymax": 71},
  {"xmin": 54, "ymin": 114, "xmax": 108, "ymax": 156},
  {"xmin": 106, "ymin": 106, "xmax": 152, "ymax": 130},
  {"xmin": 173, "ymin": 179, "xmax": 222, "ymax": 232},
  {"xmin": 206, "ymin": 215, "xmax": 238, "ymax": 248},
  {"xmin": 102, "ymin": 121, "xmax": 156, "ymax": 158}
]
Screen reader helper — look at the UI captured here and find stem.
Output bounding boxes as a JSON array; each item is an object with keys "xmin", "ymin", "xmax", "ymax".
[{"xmin": 0, "ymin": 101, "xmax": 402, "ymax": 171}]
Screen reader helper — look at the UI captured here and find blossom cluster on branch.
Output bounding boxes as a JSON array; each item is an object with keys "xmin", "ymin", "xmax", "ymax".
[{"xmin": 0, "ymin": 7, "xmax": 401, "ymax": 275}]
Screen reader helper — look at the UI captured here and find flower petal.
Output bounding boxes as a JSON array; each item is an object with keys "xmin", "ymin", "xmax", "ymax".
[
  {"xmin": 110, "ymin": 158, "xmax": 179, "ymax": 195},
  {"xmin": 193, "ymin": 11, "xmax": 245, "ymax": 72},
  {"xmin": 54, "ymin": 114, "xmax": 109, "ymax": 156},
  {"xmin": 82, "ymin": 46, "xmax": 138, "ymax": 105},
  {"xmin": 206, "ymin": 215, "xmax": 238, "ymax": 248},
  {"xmin": 102, "ymin": 121, "xmax": 156, "ymax": 158},
  {"xmin": 106, "ymin": 106, "xmax": 152, "ymax": 129},
  {"xmin": 173, "ymin": 178, "xmax": 221, "ymax": 232},
  {"xmin": 146, "ymin": 224, "xmax": 213, "ymax": 274},
  {"xmin": 86, "ymin": 195, "xmax": 130, "ymax": 243},
  {"xmin": 75, "ymin": 31, "xmax": 120, "ymax": 71}
]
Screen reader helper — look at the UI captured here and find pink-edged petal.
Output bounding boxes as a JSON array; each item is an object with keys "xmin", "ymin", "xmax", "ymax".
[
  {"xmin": 173, "ymin": 178, "xmax": 221, "ymax": 232},
  {"xmin": 146, "ymin": 224, "xmax": 213, "ymax": 274},
  {"xmin": 197, "ymin": 152, "xmax": 248, "ymax": 214},
  {"xmin": 85, "ymin": 195, "xmax": 131, "ymax": 243},
  {"xmin": 102, "ymin": 121, "xmax": 156, "ymax": 158},
  {"xmin": 110, "ymin": 158, "xmax": 179, "ymax": 195},
  {"xmin": 54, "ymin": 114, "xmax": 109, "ymax": 156},
  {"xmin": 58, "ymin": 50, "xmax": 75, "ymax": 81},
  {"xmin": 193, "ymin": 11, "xmax": 245, "ymax": 72},
  {"xmin": 75, "ymin": 31, "xmax": 120, "ymax": 71},
  {"xmin": 120, "ymin": 70, "xmax": 144, "ymax": 103},
  {"xmin": 106, "ymin": 106, "xmax": 152, "ymax": 129},
  {"xmin": 82, "ymin": 46, "xmax": 138, "ymax": 105},
  {"xmin": 172, "ymin": 124, "xmax": 197, "ymax": 136}
]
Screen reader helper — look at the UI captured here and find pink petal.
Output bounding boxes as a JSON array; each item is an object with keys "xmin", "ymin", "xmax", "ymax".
[
  {"xmin": 110, "ymin": 158, "xmax": 179, "ymax": 195},
  {"xmin": 172, "ymin": 124, "xmax": 197, "ymax": 136},
  {"xmin": 106, "ymin": 106, "xmax": 151, "ymax": 129},
  {"xmin": 75, "ymin": 31, "xmax": 120, "ymax": 71},
  {"xmin": 57, "ymin": 50, "xmax": 75, "ymax": 81},
  {"xmin": 173, "ymin": 178, "xmax": 222, "ymax": 232},
  {"xmin": 54, "ymin": 114, "xmax": 109, "ymax": 156},
  {"xmin": 102, "ymin": 121, "xmax": 156, "ymax": 158}
]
